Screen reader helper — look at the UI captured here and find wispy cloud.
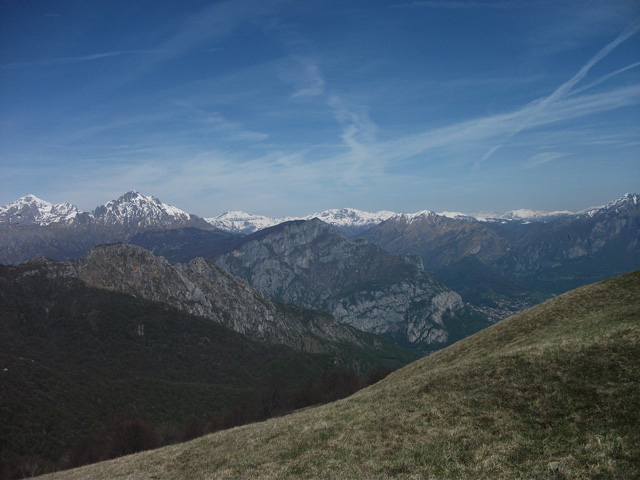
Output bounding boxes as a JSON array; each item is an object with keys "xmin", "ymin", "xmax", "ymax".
[
  {"xmin": 175, "ymin": 104, "xmax": 269, "ymax": 142},
  {"xmin": 281, "ymin": 55, "xmax": 379, "ymax": 184},
  {"xmin": 531, "ymin": 1, "xmax": 640, "ymax": 56},
  {"xmin": 379, "ymin": 83, "xmax": 640, "ymax": 167},
  {"xmin": 130, "ymin": 0, "xmax": 281, "ymax": 78},
  {"xmin": 570, "ymin": 61, "xmax": 640, "ymax": 96},
  {"xmin": 476, "ymin": 17, "xmax": 640, "ymax": 165},
  {"xmin": 290, "ymin": 61, "xmax": 326, "ymax": 98},
  {"xmin": 1, "ymin": 50, "xmax": 158, "ymax": 69},
  {"xmin": 523, "ymin": 152, "xmax": 567, "ymax": 169},
  {"xmin": 326, "ymin": 93, "xmax": 380, "ymax": 184},
  {"xmin": 392, "ymin": 1, "xmax": 513, "ymax": 9}
]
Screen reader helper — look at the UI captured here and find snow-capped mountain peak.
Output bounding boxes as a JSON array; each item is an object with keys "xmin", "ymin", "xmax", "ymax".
[
  {"xmin": 205, "ymin": 211, "xmax": 294, "ymax": 235},
  {"xmin": 600, "ymin": 192, "xmax": 639, "ymax": 212},
  {"xmin": 92, "ymin": 190, "xmax": 193, "ymax": 229},
  {"xmin": 304, "ymin": 208, "xmax": 397, "ymax": 227},
  {"xmin": 581, "ymin": 193, "xmax": 640, "ymax": 217},
  {"xmin": 0, "ymin": 194, "xmax": 81, "ymax": 226}
]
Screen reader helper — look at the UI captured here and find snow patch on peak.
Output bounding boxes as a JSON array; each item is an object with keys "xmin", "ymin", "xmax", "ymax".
[
  {"xmin": 21, "ymin": 194, "xmax": 48, "ymax": 204},
  {"xmin": 604, "ymin": 192, "xmax": 639, "ymax": 210},
  {"xmin": 207, "ymin": 207, "xmax": 397, "ymax": 235},
  {"xmin": 389, "ymin": 210, "xmax": 438, "ymax": 224}
]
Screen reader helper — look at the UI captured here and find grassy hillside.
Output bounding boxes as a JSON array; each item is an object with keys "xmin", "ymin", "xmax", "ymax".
[{"xmin": 42, "ymin": 271, "xmax": 640, "ymax": 479}]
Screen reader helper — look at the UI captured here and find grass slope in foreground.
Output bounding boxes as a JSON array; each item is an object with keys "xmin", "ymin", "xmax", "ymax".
[{"xmin": 43, "ymin": 271, "xmax": 640, "ymax": 479}]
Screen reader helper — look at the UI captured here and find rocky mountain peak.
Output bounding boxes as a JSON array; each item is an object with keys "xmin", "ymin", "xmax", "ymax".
[
  {"xmin": 214, "ymin": 217, "xmax": 486, "ymax": 352},
  {"xmin": 580, "ymin": 193, "xmax": 639, "ymax": 218},
  {"xmin": 87, "ymin": 191, "xmax": 216, "ymax": 233},
  {"xmin": 603, "ymin": 193, "xmax": 639, "ymax": 213}
]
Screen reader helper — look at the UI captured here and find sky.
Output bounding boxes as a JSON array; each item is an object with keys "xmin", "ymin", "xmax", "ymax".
[{"xmin": 1, "ymin": 0, "xmax": 639, "ymax": 217}]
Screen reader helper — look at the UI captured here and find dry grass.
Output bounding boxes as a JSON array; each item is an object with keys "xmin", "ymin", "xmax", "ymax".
[{"xmin": 41, "ymin": 271, "xmax": 640, "ymax": 479}]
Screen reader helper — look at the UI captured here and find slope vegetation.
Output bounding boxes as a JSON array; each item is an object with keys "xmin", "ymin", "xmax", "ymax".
[{"xmin": 43, "ymin": 271, "xmax": 640, "ymax": 479}]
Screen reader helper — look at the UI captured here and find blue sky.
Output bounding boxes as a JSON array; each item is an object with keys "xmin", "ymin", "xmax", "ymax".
[{"xmin": 1, "ymin": 0, "xmax": 639, "ymax": 217}]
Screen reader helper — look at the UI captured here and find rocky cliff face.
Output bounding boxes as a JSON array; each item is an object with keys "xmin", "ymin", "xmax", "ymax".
[
  {"xmin": 214, "ymin": 219, "xmax": 487, "ymax": 352},
  {"xmin": 31, "ymin": 243, "xmax": 407, "ymax": 359}
]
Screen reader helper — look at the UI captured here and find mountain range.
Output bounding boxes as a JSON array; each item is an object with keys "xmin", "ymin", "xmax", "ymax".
[
  {"xmin": 362, "ymin": 193, "xmax": 640, "ymax": 319},
  {"xmin": 1, "ymin": 190, "xmax": 638, "ymax": 324},
  {"xmin": 0, "ymin": 191, "xmax": 217, "ymax": 265},
  {"xmin": 1, "ymin": 191, "xmax": 602, "ymax": 236}
]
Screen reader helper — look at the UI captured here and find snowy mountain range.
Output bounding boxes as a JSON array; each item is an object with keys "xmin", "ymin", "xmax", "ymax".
[
  {"xmin": 0, "ymin": 190, "xmax": 207, "ymax": 231},
  {"xmin": 1, "ymin": 190, "xmax": 637, "ymax": 325},
  {"xmin": 1, "ymin": 190, "xmax": 638, "ymax": 235},
  {"xmin": 205, "ymin": 208, "xmax": 396, "ymax": 236},
  {"xmin": 205, "ymin": 198, "xmax": 636, "ymax": 234}
]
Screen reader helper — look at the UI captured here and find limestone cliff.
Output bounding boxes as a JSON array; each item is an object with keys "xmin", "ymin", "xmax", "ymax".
[{"xmin": 214, "ymin": 219, "xmax": 487, "ymax": 352}]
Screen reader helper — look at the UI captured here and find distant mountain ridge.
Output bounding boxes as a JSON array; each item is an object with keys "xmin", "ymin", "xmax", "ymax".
[
  {"xmin": 1, "ymin": 191, "xmax": 637, "ymax": 324},
  {"xmin": 203, "ymin": 195, "xmax": 638, "ymax": 234},
  {"xmin": 361, "ymin": 193, "xmax": 640, "ymax": 320},
  {"xmin": 0, "ymin": 190, "xmax": 211, "ymax": 231},
  {"xmin": 205, "ymin": 207, "xmax": 396, "ymax": 236}
]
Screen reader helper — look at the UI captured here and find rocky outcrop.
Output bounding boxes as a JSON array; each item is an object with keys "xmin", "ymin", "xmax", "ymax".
[{"xmin": 214, "ymin": 219, "xmax": 486, "ymax": 352}]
